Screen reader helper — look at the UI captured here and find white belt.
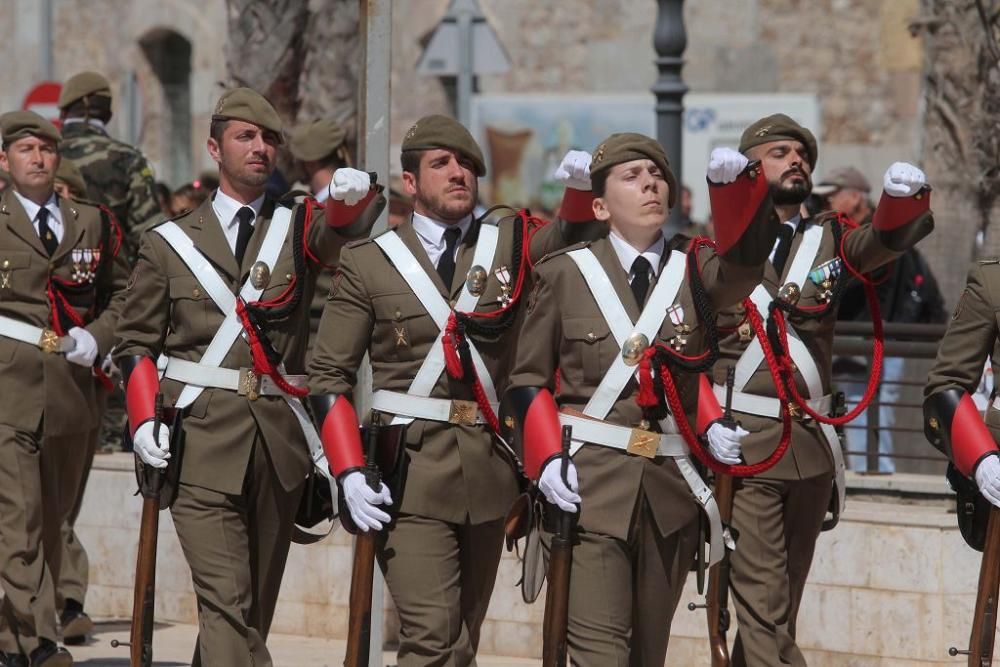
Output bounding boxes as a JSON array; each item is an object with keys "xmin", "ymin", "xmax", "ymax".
[
  {"xmin": 0, "ymin": 314, "xmax": 76, "ymax": 353},
  {"xmin": 558, "ymin": 412, "xmax": 688, "ymax": 458},
  {"xmin": 715, "ymin": 384, "xmax": 832, "ymax": 421},
  {"xmin": 371, "ymin": 389, "xmax": 496, "ymax": 426},
  {"xmin": 162, "ymin": 357, "xmax": 306, "ymax": 399}
]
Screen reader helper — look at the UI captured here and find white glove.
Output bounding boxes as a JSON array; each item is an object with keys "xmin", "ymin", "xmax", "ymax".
[
  {"xmin": 538, "ymin": 457, "xmax": 581, "ymax": 513},
  {"xmin": 65, "ymin": 327, "xmax": 98, "ymax": 368},
  {"xmin": 882, "ymin": 162, "xmax": 926, "ymax": 197},
  {"xmin": 976, "ymin": 455, "xmax": 1000, "ymax": 508},
  {"xmin": 707, "ymin": 147, "xmax": 749, "ymax": 185},
  {"xmin": 101, "ymin": 351, "xmax": 116, "ymax": 376},
  {"xmin": 133, "ymin": 420, "xmax": 171, "ymax": 469},
  {"xmin": 553, "ymin": 150, "xmax": 592, "ymax": 191},
  {"xmin": 330, "ymin": 168, "xmax": 372, "ymax": 206},
  {"xmin": 706, "ymin": 421, "xmax": 749, "ymax": 465},
  {"xmin": 341, "ymin": 470, "xmax": 393, "ymax": 532}
]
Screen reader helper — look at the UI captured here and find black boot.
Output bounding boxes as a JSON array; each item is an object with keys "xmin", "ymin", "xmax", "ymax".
[
  {"xmin": 27, "ymin": 640, "xmax": 71, "ymax": 667},
  {"xmin": 0, "ymin": 651, "xmax": 28, "ymax": 667},
  {"xmin": 59, "ymin": 599, "xmax": 91, "ymax": 646}
]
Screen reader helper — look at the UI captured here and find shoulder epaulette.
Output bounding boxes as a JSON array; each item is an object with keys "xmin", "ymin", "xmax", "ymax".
[
  {"xmin": 534, "ymin": 239, "xmax": 592, "ymax": 266},
  {"xmin": 476, "ymin": 205, "xmax": 518, "ymax": 227}
]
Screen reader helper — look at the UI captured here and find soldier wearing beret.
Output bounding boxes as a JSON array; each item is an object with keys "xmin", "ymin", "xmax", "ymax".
[
  {"xmin": 502, "ymin": 133, "xmax": 777, "ymax": 664},
  {"xmin": 0, "ymin": 111, "xmax": 129, "ymax": 667},
  {"xmin": 308, "ymin": 113, "xmax": 602, "ymax": 665},
  {"xmin": 114, "ymin": 87, "xmax": 384, "ymax": 666},
  {"xmin": 715, "ymin": 113, "xmax": 933, "ymax": 666}
]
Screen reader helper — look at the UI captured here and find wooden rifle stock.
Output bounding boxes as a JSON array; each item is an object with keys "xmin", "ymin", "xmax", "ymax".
[
  {"xmin": 344, "ymin": 413, "xmax": 383, "ymax": 667},
  {"xmin": 542, "ymin": 425, "xmax": 575, "ymax": 667},
  {"xmin": 950, "ymin": 505, "xmax": 1000, "ymax": 666}
]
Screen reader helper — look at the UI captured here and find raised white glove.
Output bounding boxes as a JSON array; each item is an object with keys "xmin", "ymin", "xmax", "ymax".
[
  {"xmin": 133, "ymin": 420, "xmax": 171, "ymax": 469},
  {"xmin": 65, "ymin": 327, "xmax": 98, "ymax": 368},
  {"xmin": 706, "ymin": 421, "xmax": 749, "ymax": 465},
  {"xmin": 707, "ymin": 147, "xmax": 749, "ymax": 185},
  {"xmin": 538, "ymin": 457, "xmax": 581, "ymax": 513},
  {"xmin": 330, "ymin": 168, "xmax": 372, "ymax": 206},
  {"xmin": 882, "ymin": 162, "xmax": 926, "ymax": 197},
  {"xmin": 976, "ymin": 455, "xmax": 1000, "ymax": 508},
  {"xmin": 553, "ymin": 150, "xmax": 592, "ymax": 191},
  {"xmin": 341, "ymin": 470, "xmax": 393, "ymax": 532}
]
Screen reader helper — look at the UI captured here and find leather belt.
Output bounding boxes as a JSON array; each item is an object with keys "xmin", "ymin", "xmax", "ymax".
[
  {"xmin": 714, "ymin": 384, "xmax": 831, "ymax": 421},
  {"xmin": 557, "ymin": 412, "xmax": 687, "ymax": 459},
  {"xmin": 162, "ymin": 357, "xmax": 306, "ymax": 400},
  {"xmin": 0, "ymin": 314, "xmax": 75, "ymax": 353},
  {"xmin": 371, "ymin": 389, "xmax": 495, "ymax": 426}
]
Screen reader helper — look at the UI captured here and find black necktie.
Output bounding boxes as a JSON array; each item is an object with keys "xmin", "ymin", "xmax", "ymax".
[
  {"xmin": 436, "ymin": 226, "xmax": 462, "ymax": 289},
  {"xmin": 772, "ymin": 224, "xmax": 795, "ymax": 276},
  {"xmin": 234, "ymin": 206, "xmax": 255, "ymax": 266},
  {"xmin": 37, "ymin": 207, "xmax": 58, "ymax": 256},
  {"xmin": 630, "ymin": 256, "xmax": 652, "ymax": 308}
]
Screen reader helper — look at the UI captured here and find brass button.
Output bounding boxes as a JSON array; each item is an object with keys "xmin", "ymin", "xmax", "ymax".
[
  {"xmin": 586, "ymin": 332, "xmax": 597, "ymax": 342},
  {"xmin": 915, "ymin": 192, "xmax": 923, "ymax": 200},
  {"xmin": 192, "ymin": 288, "xmax": 201, "ymax": 298},
  {"xmin": 394, "ymin": 309, "xmax": 402, "ymax": 321},
  {"xmin": 748, "ymin": 168, "xmax": 757, "ymax": 178},
  {"xmin": 2, "ymin": 260, "xmax": 9, "ymax": 269},
  {"xmin": 285, "ymin": 273, "xmax": 293, "ymax": 281}
]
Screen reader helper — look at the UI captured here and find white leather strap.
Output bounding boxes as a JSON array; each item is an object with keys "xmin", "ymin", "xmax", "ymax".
[
  {"xmin": 162, "ymin": 357, "xmax": 307, "ymax": 395},
  {"xmin": 714, "ymin": 385, "xmax": 831, "ymax": 420},
  {"xmin": 373, "ymin": 226, "xmax": 499, "ymax": 426},
  {"xmin": 566, "ymin": 248, "xmax": 687, "ymax": 420},
  {"xmin": 371, "ymin": 390, "xmax": 495, "ymax": 425},
  {"xmin": 0, "ymin": 315, "xmax": 74, "ymax": 353}
]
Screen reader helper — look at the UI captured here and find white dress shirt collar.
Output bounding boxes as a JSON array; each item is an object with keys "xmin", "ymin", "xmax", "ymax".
[
  {"xmin": 13, "ymin": 190, "xmax": 63, "ymax": 242},
  {"xmin": 212, "ymin": 188, "xmax": 265, "ymax": 253},
  {"xmin": 411, "ymin": 212, "xmax": 473, "ymax": 266},
  {"xmin": 608, "ymin": 229, "xmax": 665, "ymax": 279}
]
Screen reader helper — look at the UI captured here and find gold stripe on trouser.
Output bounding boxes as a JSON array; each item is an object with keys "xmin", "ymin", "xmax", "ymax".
[
  {"xmin": 729, "ymin": 474, "xmax": 832, "ymax": 667},
  {"xmin": 0, "ymin": 425, "xmax": 82, "ymax": 654},
  {"xmin": 377, "ymin": 513, "xmax": 506, "ymax": 667},
  {"xmin": 171, "ymin": 434, "xmax": 304, "ymax": 667},
  {"xmin": 547, "ymin": 493, "xmax": 698, "ymax": 667}
]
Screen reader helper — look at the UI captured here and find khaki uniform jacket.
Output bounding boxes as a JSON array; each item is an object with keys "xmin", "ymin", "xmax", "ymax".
[
  {"xmin": 924, "ymin": 258, "xmax": 1000, "ymax": 442},
  {"xmin": 309, "ymin": 214, "xmax": 599, "ymax": 525},
  {"xmin": 713, "ymin": 210, "xmax": 931, "ymax": 481},
  {"xmin": 0, "ymin": 189, "xmax": 128, "ymax": 436},
  {"xmin": 507, "ymin": 234, "xmax": 769, "ymax": 541},
  {"xmin": 115, "ymin": 195, "xmax": 380, "ymax": 495}
]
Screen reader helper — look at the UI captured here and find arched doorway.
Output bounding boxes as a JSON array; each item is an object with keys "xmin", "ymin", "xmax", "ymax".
[{"xmin": 139, "ymin": 28, "xmax": 192, "ymax": 187}]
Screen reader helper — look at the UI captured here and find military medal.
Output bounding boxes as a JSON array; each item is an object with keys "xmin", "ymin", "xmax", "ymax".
[
  {"xmin": 466, "ymin": 265, "xmax": 487, "ymax": 297},
  {"xmin": 808, "ymin": 258, "xmax": 841, "ymax": 304},
  {"xmin": 71, "ymin": 249, "xmax": 83, "ymax": 282},
  {"xmin": 667, "ymin": 304, "xmax": 689, "ymax": 352},
  {"xmin": 494, "ymin": 265, "xmax": 512, "ymax": 306}
]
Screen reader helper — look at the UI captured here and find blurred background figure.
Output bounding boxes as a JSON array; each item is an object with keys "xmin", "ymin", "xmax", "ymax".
[
  {"xmin": 169, "ymin": 182, "xmax": 209, "ymax": 216},
  {"xmin": 54, "ymin": 160, "xmax": 88, "ymax": 200}
]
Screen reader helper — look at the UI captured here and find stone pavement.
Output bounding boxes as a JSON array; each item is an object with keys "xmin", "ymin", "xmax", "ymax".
[{"xmin": 66, "ymin": 618, "xmax": 541, "ymax": 666}]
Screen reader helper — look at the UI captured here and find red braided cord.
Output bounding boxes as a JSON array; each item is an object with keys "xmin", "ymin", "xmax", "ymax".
[
  {"xmin": 301, "ymin": 198, "xmax": 338, "ymax": 271},
  {"xmin": 440, "ymin": 316, "xmax": 499, "ymax": 432},
  {"xmin": 234, "ymin": 299, "xmax": 308, "ymax": 398},
  {"xmin": 461, "ymin": 209, "xmax": 537, "ymax": 322},
  {"xmin": 97, "ymin": 204, "xmax": 124, "ymax": 258},
  {"xmin": 46, "ymin": 280, "xmax": 113, "ymax": 389}
]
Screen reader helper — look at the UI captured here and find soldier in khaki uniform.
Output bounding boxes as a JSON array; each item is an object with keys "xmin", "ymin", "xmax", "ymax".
[
  {"xmin": 713, "ymin": 115, "xmax": 933, "ymax": 666},
  {"xmin": 503, "ymin": 134, "xmax": 775, "ymax": 665},
  {"xmin": 114, "ymin": 88, "xmax": 382, "ymax": 667},
  {"xmin": 0, "ymin": 112, "xmax": 129, "ymax": 667},
  {"xmin": 308, "ymin": 114, "xmax": 601, "ymax": 665}
]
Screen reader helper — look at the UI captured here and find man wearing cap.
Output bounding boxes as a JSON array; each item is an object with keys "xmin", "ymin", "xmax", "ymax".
[
  {"xmin": 114, "ymin": 87, "xmax": 383, "ymax": 666},
  {"xmin": 0, "ymin": 111, "xmax": 129, "ymax": 667},
  {"xmin": 58, "ymin": 71, "xmax": 160, "ymax": 259},
  {"xmin": 502, "ymin": 133, "xmax": 778, "ymax": 665},
  {"xmin": 308, "ymin": 114, "xmax": 602, "ymax": 665},
  {"xmin": 715, "ymin": 114, "xmax": 933, "ymax": 666}
]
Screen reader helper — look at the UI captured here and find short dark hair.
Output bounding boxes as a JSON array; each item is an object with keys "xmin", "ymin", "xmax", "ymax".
[
  {"xmin": 591, "ymin": 169, "xmax": 610, "ymax": 198},
  {"xmin": 62, "ymin": 97, "xmax": 112, "ymax": 124},
  {"xmin": 209, "ymin": 119, "xmax": 229, "ymax": 143},
  {"xmin": 400, "ymin": 149, "xmax": 424, "ymax": 176}
]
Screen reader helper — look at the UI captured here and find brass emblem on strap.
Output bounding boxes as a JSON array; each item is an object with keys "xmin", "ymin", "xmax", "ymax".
[
  {"xmin": 778, "ymin": 282, "xmax": 801, "ymax": 305},
  {"xmin": 627, "ymin": 428, "xmax": 659, "ymax": 458},
  {"xmin": 250, "ymin": 261, "xmax": 271, "ymax": 290},
  {"xmin": 449, "ymin": 400, "xmax": 478, "ymax": 426},
  {"xmin": 621, "ymin": 333, "xmax": 649, "ymax": 366},
  {"xmin": 38, "ymin": 329, "xmax": 60, "ymax": 354},
  {"xmin": 738, "ymin": 321, "xmax": 753, "ymax": 343},
  {"xmin": 242, "ymin": 369, "xmax": 261, "ymax": 401},
  {"xmin": 466, "ymin": 265, "xmax": 487, "ymax": 296}
]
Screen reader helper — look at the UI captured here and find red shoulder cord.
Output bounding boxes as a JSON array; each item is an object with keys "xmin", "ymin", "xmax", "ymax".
[
  {"xmin": 300, "ymin": 198, "xmax": 338, "ymax": 271},
  {"xmin": 442, "ymin": 209, "xmax": 550, "ymax": 432}
]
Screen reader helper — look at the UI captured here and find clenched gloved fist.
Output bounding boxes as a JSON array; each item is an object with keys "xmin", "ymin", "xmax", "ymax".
[
  {"xmin": 65, "ymin": 327, "xmax": 98, "ymax": 368},
  {"xmin": 539, "ymin": 457, "xmax": 582, "ymax": 513},
  {"xmin": 133, "ymin": 420, "xmax": 171, "ymax": 469},
  {"xmin": 976, "ymin": 454, "xmax": 1000, "ymax": 508},
  {"xmin": 882, "ymin": 162, "xmax": 926, "ymax": 198},
  {"xmin": 330, "ymin": 168, "xmax": 372, "ymax": 206},
  {"xmin": 706, "ymin": 421, "xmax": 749, "ymax": 465},
  {"xmin": 553, "ymin": 150, "xmax": 593, "ymax": 191},
  {"xmin": 341, "ymin": 470, "xmax": 393, "ymax": 532},
  {"xmin": 707, "ymin": 147, "xmax": 749, "ymax": 185}
]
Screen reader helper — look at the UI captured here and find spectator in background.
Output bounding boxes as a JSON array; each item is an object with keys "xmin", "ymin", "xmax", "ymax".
[
  {"xmin": 675, "ymin": 184, "xmax": 700, "ymax": 236},
  {"xmin": 817, "ymin": 167, "xmax": 948, "ymax": 472},
  {"xmin": 169, "ymin": 182, "xmax": 209, "ymax": 216},
  {"xmin": 153, "ymin": 181, "xmax": 172, "ymax": 217}
]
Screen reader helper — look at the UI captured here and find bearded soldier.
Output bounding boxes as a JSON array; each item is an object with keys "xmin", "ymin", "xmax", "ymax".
[
  {"xmin": 713, "ymin": 114, "xmax": 932, "ymax": 666},
  {"xmin": 114, "ymin": 88, "xmax": 383, "ymax": 666},
  {"xmin": 0, "ymin": 112, "xmax": 129, "ymax": 667},
  {"xmin": 308, "ymin": 114, "xmax": 602, "ymax": 665}
]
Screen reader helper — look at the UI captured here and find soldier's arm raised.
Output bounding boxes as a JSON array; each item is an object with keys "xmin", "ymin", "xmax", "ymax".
[
  {"xmin": 528, "ymin": 150, "xmax": 606, "ymax": 262},
  {"xmin": 306, "ymin": 168, "xmax": 386, "ymax": 267}
]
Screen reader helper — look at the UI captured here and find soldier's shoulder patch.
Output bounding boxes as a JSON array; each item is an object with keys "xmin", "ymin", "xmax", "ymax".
[{"xmin": 535, "ymin": 240, "xmax": 591, "ymax": 266}]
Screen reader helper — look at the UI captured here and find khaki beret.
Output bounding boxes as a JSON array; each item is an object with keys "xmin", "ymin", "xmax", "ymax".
[
  {"xmin": 401, "ymin": 114, "xmax": 486, "ymax": 176},
  {"xmin": 590, "ymin": 132, "xmax": 678, "ymax": 208},
  {"xmin": 289, "ymin": 119, "xmax": 347, "ymax": 162},
  {"xmin": 55, "ymin": 159, "xmax": 88, "ymax": 198},
  {"xmin": 0, "ymin": 111, "xmax": 61, "ymax": 146},
  {"xmin": 212, "ymin": 88, "xmax": 284, "ymax": 142},
  {"xmin": 739, "ymin": 113, "xmax": 818, "ymax": 168},
  {"xmin": 58, "ymin": 71, "xmax": 112, "ymax": 109}
]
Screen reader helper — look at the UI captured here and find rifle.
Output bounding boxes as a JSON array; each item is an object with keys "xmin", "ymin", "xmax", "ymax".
[
  {"xmin": 542, "ymin": 425, "xmax": 576, "ymax": 667},
  {"xmin": 949, "ymin": 504, "xmax": 1000, "ymax": 666},
  {"xmin": 344, "ymin": 412, "xmax": 383, "ymax": 667}
]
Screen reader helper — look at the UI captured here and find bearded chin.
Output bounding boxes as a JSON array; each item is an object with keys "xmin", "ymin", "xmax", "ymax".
[{"xmin": 771, "ymin": 180, "xmax": 810, "ymax": 206}]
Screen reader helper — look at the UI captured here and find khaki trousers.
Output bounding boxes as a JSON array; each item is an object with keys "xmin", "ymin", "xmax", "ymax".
[
  {"xmin": 171, "ymin": 436, "xmax": 304, "ymax": 667},
  {"xmin": 377, "ymin": 513, "xmax": 506, "ymax": 667},
  {"xmin": 0, "ymin": 425, "xmax": 84, "ymax": 654},
  {"xmin": 729, "ymin": 475, "xmax": 833, "ymax": 667},
  {"xmin": 551, "ymin": 495, "xmax": 698, "ymax": 667}
]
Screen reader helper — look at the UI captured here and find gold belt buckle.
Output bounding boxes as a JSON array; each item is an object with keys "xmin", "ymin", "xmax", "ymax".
[
  {"xmin": 240, "ymin": 369, "xmax": 260, "ymax": 401},
  {"xmin": 38, "ymin": 329, "xmax": 60, "ymax": 354},
  {"xmin": 448, "ymin": 400, "xmax": 478, "ymax": 426},
  {"xmin": 786, "ymin": 401, "xmax": 803, "ymax": 421},
  {"xmin": 626, "ymin": 428, "xmax": 659, "ymax": 459}
]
